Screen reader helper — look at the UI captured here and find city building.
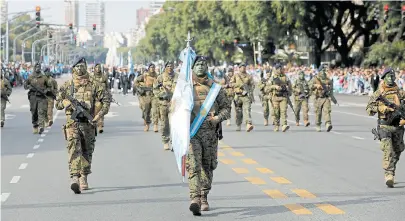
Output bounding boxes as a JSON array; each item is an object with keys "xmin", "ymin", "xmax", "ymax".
[
  {"xmin": 85, "ymin": 0, "xmax": 105, "ymax": 36},
  {"xmin": 64, "ymin": 0, "xmax": 79, "ymax": 28},
  {"xmin": 0, "ymin": 0, "xmax": 8, "ymax": 23},
  {"xmin": 149, "ymin": 0, "xmax": 165, "ymax": 14},
  {"xmin": 136, "ymin": 8, "xmax": 149, "ymax": 27}
]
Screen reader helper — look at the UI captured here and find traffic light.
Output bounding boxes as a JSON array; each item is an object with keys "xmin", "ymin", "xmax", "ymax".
[
  {"xmin": 384, "ymin": 4, "xmax": 389, "ymax": 22},
  {"xmin": 69, "ymin": 23, "xmax": 73, "ymax": 30},
  {"xmin": 402, "ymin": 5, "xmax": 405, "ymax": 21},
  {"xmin": 35, "ymin": 6, "xmax": 41, "ymax": 28},
  {"xmin": 93, "ymin": 24, "xmax": 96, "ymax": 31}
]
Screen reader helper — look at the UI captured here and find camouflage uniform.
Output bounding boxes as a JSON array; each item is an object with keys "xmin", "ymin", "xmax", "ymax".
[
  {"xmin": 266, "ymin": 69, "xmax": 292, "ymax": 132},
  {"xmin": 187, "ymin": 56, "xmax": 230, "ymax": 216},
  {"xmin": 134, "ymin": 64, "xmax": 159, "ymax": 132},
  {"xmin": 366, "ymin": 68, "xmax": 405, "ymax": 188},
  {"xmin": 310, "ymin": 69, "xmax": 334, "ymax": 132},
  {"xmin": 257, "ymin": 74, "xmax": 275, "ymax": 126},
  {"xmin": 91, "ymin": 64, "xmax": 109, "ymax": 133},
  {"xmin": 55, "ymin": 58, "xmax": 110, "ymax": 194},
  {"xmin": 24, "ymin": 62, "xmax": 52, "ymax": 134},
  {"xmin": 44, "ymin": 69, "xmax": 58, "ymax": 127},
  {"xmin": 153, "ymin": 61, "xmax": 178, "ymax": 150},
  {"xmin": 292, "ymin": 71, "xmax": 310, "ymax": 127},
  {"xmin": 224, "ymin": 68, "xmax": 234, "ymax": 126},
  {"xmin": 0, "ymin": 75, "xmax": 12, "ymax": 127},
  {"xmin": 230, "ymin": 64, "xmax": 254, "ymax": 132}
]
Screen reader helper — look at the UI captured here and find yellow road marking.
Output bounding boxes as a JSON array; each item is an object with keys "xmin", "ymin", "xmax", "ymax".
[
  {"xmin": 245, "ymin": 177, "xmax": 266, "ymax": 185},
  {"xmin": 242, "ymin": 158, "xmax": 258, "ymax": 164},
  {"xmin": 263, "ymin": 189, "xmax": 287, "ymax": 199},
  {"xmin": 291, "ymin": 189, "xmax": 316, "ymax": 198},
  {"xmin": 219, "ymin": 159, "xmax": 235, "ymax": 164},
  {"xmin": 256, "ymin": 168, "xmax": 274, "ymax": 174},
  {"xmin": 230, "ymin": 151, "xmax": 244, "ymax": 157},
  {"xmin": 284, "ymin": 204, "xmax": 312, "ymax": 215},
  {"xmin": 232, "ymin": 168, "xmax": 249, "ymax": 174},
  {"xmin": 217, "ymin": 152, "xmax": 225, "ymax": 157},
  {"xmin": 271, "ymin": 177, "xmax": 292, "ymax": 184},
  {"xmin": 221, "ymin": 146, "xmax": 233, "ymax": 150},
  {"xmin": 315, "ymin": 204, "xmax": 345, "ymax": 214}
]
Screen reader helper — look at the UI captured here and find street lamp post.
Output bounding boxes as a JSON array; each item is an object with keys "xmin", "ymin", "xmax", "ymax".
[
  {"xmin": 13, "ymin": 26, "xmax": 36, "ymax": 61},
  {"xmin": 21, "ymin": 27, "xmax": 48, "ymax": 62}
]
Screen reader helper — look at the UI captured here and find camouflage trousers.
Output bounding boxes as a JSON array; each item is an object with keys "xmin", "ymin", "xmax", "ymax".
[
  {"xmin": 46, "ymin": 98, "xmax": 54, "ymax": 123},
  {"xmin": 1, "ymin": 98, "xmax": 7, "ymax": 122},
  {"xmin": 261, "ymin": 95, "xmax": 275, "ymax": 122},
  {"xmin": 65, "ymin": 121, "xmax": 95, "ymax": 177},
  {"xmin": 379, "ymin": 125, "xmax": 405, "ymax": 176},
  {"xmin": 186, "ymin": 126, "xmax": 218, "ymax": 200},
  {"xmin": 94, "ymin": 101, "xmax": 105, "ymax": 131},
  {"xmin": 272, "ymin": 96, "xmax": 288, "ymax": 126},
  {"xmin": 234, "ymin": 95, "xmax": 252, "ymax": 126},
  {"xmin": 159, "ymin": 101, "xmax": 170, "ymax": 144},
  {"xmin": 294, "ymin": 98, "xmax": 309, "ymax": 122},
  {"xmin": 29, "ymin": 96, "xmax": 48, "ymax": 128},
  {"xmin": 314, "ymin": 98, "xmax": 331, "ymax": 126},
  {"xmin": 139, "ymin": 94, "xmax": 159, "ymax": 125}
]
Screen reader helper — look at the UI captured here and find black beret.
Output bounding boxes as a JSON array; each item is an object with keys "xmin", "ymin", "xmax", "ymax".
[
  {"xmin": 381, "ymin": 67, "xmax": 394, "ymax": 79},
  {"xmin": 164, "ymin": 61, "xmax": 173, "ymax": 68},
  {"xmin": 238, "ymin": 63, "xmax": 246, "ymax": 67},
  {"xmin": 192, "ymin": 56, "xmax": 208, "ymax": 69},
  {"xmin": 72, "ymin": 57, "xmax": 86, "ymax": 68}
]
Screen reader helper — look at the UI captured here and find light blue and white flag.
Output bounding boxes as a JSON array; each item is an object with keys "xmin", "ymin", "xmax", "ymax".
[
  {"xmin": 170, "ymin": 32, "xmax": 196, "ymax": 181},
  {"xmin": 127, "ymin": 50, "xmax": 134, "ymax": 74}
]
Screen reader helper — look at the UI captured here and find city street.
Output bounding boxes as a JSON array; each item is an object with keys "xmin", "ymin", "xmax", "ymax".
[{"xmin": 2, "ymin": 81, "xmax": 405, "ymax": 221}]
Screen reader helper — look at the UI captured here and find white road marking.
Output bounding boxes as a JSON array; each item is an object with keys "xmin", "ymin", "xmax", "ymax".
[
  {"xmin": 26, "ymin": 153, "xmax": 34, "ymax": 158},
  {"xmin": 38, "ymin": 139, "xmax": 44, "ymax": 143},
  {"xmin": 1, "ymin": 193, "xmax": 11, "ymax": 202},
  {"xmin": 20, "ymin": 104, "xmax": 29, "ymax": 109},
  {"xmin": 331, "ymin": 131, "xmax": 342, "ymax": 135},
  {"xmin": 52, "ymin": 110, "xmax": 61, "ymax": 122},
  {"xmin": 44, "ymin": 130, "xmax": 49, "ymax": 133},
  {"xmin": 352, "ymin": 136, "xmax": 365, "ymax": 140},
  {"xmin": 40, "ymin": 134, "xmax": 46, "ymax": 137},
  {"xmin": 104, "ymin": 112, "xmax": 119, "ymax": 118},
  {"xmin": 19, "ymin": 163, "xmax": 28, "ymax": 170},
  {"xmin": 33, "ymin": 145, "xmax": 40, "ymax": 149},
  {"xmin": 333, "ymin": 110, "xmax": 375, "ymax": 119},
  {"xmin": 10, "ymin": 176, "xmax": 20, "ymax": 184},
  {"xmin": 5, "ymin": 114, "xmax": 16, "ymax": 120},
  {"xmin": 129, "ymin": 101, "xmax": 139, "ymax": 106}
]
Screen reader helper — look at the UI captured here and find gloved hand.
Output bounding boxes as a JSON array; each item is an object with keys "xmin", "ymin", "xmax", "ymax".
[
  {"xmin": 378, "ymin": 105, "xmax": 394, "ymax": 114},
  {"xmin": 400, "ymin": 119, "xmax": 405, "ymax": 126},
  {"xmin": 207, "ymin": 115, "xmax": 220, "ymax": 127},
  {"xmin": 92, "ymin": 114, "xmax": 101, "ymax": 123},
  {"xmin": 62, "ymin": 99, "xmax": 71, "ymax": 108}
]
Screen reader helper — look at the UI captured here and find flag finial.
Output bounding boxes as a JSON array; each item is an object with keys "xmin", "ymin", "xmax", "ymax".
[{"xmin": 185, "ymin": 31, "xmax": 194, "ymax": 48}]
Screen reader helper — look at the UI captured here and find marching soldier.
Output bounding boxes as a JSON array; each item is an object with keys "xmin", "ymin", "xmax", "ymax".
[
  {"xmin": 55, "ymin": 57, "xmax": 110, "ymax": 194},
  {"xmin": 292, "ymin": 71, "xmax": 310, "ymax": 127},
  {"xmin": 153, "ymin": 61, "xmax": 177, "ymax": 150},
  {"xmin": 91, "ymin": 63, "xmax": 109, "ymax": 133},
  {"xmin": 24, "ymin": 62, "xmax": 52, "ymax": 134},
  {"xmin": 230, "ymin": 63, "xmax": 254, "ymax": 132},
  {"xmin": 187, "ymin": 56, "xmax": 230, "ymax": 215},
  {"xmin": 224, "ymin": 68, "xmax": 234, "ymax": 126},
  {"xmin": 44, "ymin": 68, "xmax": 58, "ymax": 127},
  {"xmin": 257, "ymin": 70, "xmax": 275, "ymax": 126},
  {"xmin": 366, "ymin": 68, "xmax": 405, "ymax": 188},
  {"xmin": 1, "ymin": 72, "xmax": 12, "ymax": 127},
  {"xmin": 134, "ymin": 63, "xmax": 159, "ymax": 132}
]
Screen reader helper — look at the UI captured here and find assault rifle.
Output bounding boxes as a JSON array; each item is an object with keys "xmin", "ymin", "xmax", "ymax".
[
  {"xmin": 210, "ymin": 112, "xmax": 223, "ymax": 140},
  {"xmin": 110, "ymin": 96, "xmax": 121, "ymax": 106},
  {"xmin": 376, "ymin": 95, "xmax": 405, "ymax": 125},
  {"xmin": 298, "ymin": 83, "xmax": 309, "ymax": 100},
  {"xmin": 136, "ymin": 86, "xmax": 153, "ymax": 95},
  {"xmin": 273, "ymin": 77, "xmax": 296, "ymax": 115},
  {"xmin": 29, "ymin": 84, "xmax": 56, "ymax": 100},
  {"xmin": 316, "ymin": 77, "xmax": 339, "ymax": 106},
  {"xmin": 1, "ymin": 94, "xmax": 10, "ymax": 103},
  {"xmin": 61, "ymin": 90, "xmax": 95, "ymax": 126}
]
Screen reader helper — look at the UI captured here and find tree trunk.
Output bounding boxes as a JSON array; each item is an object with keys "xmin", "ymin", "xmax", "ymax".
[{"xmin": 337, "ymin": 46, "xmax": 350, "ymax": 67}]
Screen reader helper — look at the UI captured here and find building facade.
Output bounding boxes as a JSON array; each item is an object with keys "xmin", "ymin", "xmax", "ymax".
[
  {"xmin": 136, "ymin": 7, "xmax": 149, "ymax": 27},
  {"xmin": 0, "ymin": 0, "xmax": 8, "ymax": 24},
  {"xmin": 64, "ymin": 0, "xmax": 79, "ymax": 28},
  {"xmin": 85, "ymin": 0, "xmax": 105, "ymax": 36}
]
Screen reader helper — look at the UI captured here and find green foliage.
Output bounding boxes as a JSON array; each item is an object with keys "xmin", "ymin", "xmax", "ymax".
[{"xmin": 363, "ymin": 41, "xmax": 405, "ymax": 69}]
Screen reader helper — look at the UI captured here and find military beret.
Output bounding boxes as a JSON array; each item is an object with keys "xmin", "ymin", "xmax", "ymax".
[
  {"xmin": 381, "ymin": 67, "xmax": 394, "ymax": 79},
  {"xmin": 238, "ymin": 63, "xmax": 246, "ymax": 67},
  {"xmin": 164, "ymin": 61, "xmax": 173, "ymax": 68},
  {"xmin": 192, "ymin": 56, "xmax": 208, "ymax": 69},
  {"xmin": 275, "ymin": 63, "xmax": 282, "ymax": 69},
  {"xmin": 72, "ymin": 57, "xmax": 86, "ymax": 68},
  {"xmin": 147, "ymin": 63, "xmax": 155, "ymax": 68}
]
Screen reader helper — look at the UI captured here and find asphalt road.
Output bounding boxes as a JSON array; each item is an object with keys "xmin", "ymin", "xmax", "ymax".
[{"xmin": 2, "ymin": 81, "xmax": 405, "ymax": 221}]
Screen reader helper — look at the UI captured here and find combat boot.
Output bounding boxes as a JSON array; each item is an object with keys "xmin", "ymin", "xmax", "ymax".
[
  {"xmin": 39, "ymin": 127, "xmax": 44, "ymax": 134},
  {"xmin": 79, "ymin": 175, "xmax": 89, "ymax": 190},
  {"xmin": 296, "ymin": 121, "xmax": 299, "ymax": 126},
  {"xmin": 236, "ymin": 125, "xmax": 241, "ymax": 131},
  {"xmin": 163, "ymin": 143, "xmax": 170, "ymax": 150},
  {"xmin": 304, "ymin": 120, "xmax": 310, "ymax": 127},
  {"xmin": 274, "ymin": 125, "xmax": 279, "ymax": 132},
  {"xmin": 33, "ymin": 127, "xmax": 39, "ymax": 134},
  {"xmin": 1, "ymin": 121, "xmax": 4, "ymax": 128},
  {"xmin": 385, "ymin": 174, "xmax": 394, "ymax": 188},
  {"xmin": 70, "ymin": 176, "xmax": 81, "ymax": 194},
  {"xmin": 144, "ymin": 124, "xmax": 149, "ymax": 132},
  {"xmin": 226, "ymin": 119, "xmax": 231, "ymax": 126},
  {"xmin": 201, "ymin": 195, "xmax": 209, "ymax": 211},
  {"xmin": 246, "ymin": 123, "xmax": 254, "ymax": 132},
  {"xmin": 48, "ymin": 120, "xmax": 53, "ymax": 127},
  {"xmin": 315, "ymin": 126, "xmax": 321, "ymax": 132},
  {"xmin": 282, "ymin": 125, "xmax": 290, "ymax": 132},
  {"xmin": 153, "ymin": 124, "xmax": 158, "ymax": 132},
  {"xmin": 326, "ymin": 123, "xmax": 333, "ymax": 132},
  {"xmin": 189, "ymin": 198, "xmax": 201, "ymax": 216},
  {"xmin": 264, "ymin": 119, "xmax": 268, "ymax": 126},
  {"xmin": 98, "ymin": 126, "xmax": 104, "ymax": 134}
]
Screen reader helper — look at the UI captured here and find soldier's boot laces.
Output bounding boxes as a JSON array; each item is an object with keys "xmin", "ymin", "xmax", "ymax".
[
  {"xmin": 246, "ymin": 123, "xmax": 254, "ymax": 132},
  {"xmin": 163, "ymin": 143, "xmax": 170, "ymax": 150},
  {"xmin": 274, "ymin": 125, "xmax": 279, "ymax": 132},
  {"xmin": 226, "ymin": 119, "xmax": 231, "ymax": 126},
  {"xmin": 33, "ymin": 127, "xmax": 39, "ymax": 134},
  {"xmin": 315, "ymin": 126, "xmax": 321, "ymax": 132},
  {"xmin": 189, "ymin": 198, "xmax": 202, "ymax": 216},
  {"xmin": 236, "ymin": 125, "xmax": 241, "ymax": 131},
  {"xmin": 70, "ymin": 176, "xmax": 81, "ymax": 194},
  {"xmin": 264, "ymin": 119, "xmax": 268, "ymax": 126},
  {"xmin": 385, "ymin": 174, "xmax": 394, "ymax": 188},
  {"xmin": 304, "ymin": 120, "xmax": 310, "ymax": 127},
  {"xmin": 201, "ymin": 195, "xmax": 209, "ymax": 211},
  {"xmin": 326, "ymin": 123, "xmax": 333, "ymax": 132},
  {"xmin": 282, "ymin": 125, "xmax": 290, "ymax": 132},
  {"xmin": 1, "ymin": 121, "xmax": 4, "ymax": 128},
  {"xmin": 39, "ymin": 127, "xmax": 44, "ymax": 134},
  {"xmin": 79, "ymin": 175, "xmax": 89, "ymax": 190},
  {"xmin": 153, "ymin": 124, "xmax": 158, "ymax": 132},
  {"xmin": 48, "ymin": 120, "xmax": 53, "ymax": 127}
]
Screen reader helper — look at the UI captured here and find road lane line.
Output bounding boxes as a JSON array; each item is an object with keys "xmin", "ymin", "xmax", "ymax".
[
  {"xmin": 271, "ymin": 177, "xmax": 292, "ymax": 184},
  {"xmin": 291, "ymin": 189, "xmax": 316, "ymax": 198},
  {"xmin": 26, "ymin": 153, "xmax": 34, "ymax": 158},
  {"xmin": 242, "ymin": 159, "xmax": 258, "ymax": 164},
  {"xmin": 221, "ymin": 145, "xmax": 233, "ymax": 150},
  {"xmin": 40, "ymin": 134, "xmax": 46, "ymax": 137},
  {"xmin": 217, "ymin": 151, "xmax": 225, "ymax": 157},
  {"xmin": 263, "ymin": 189, "xmax": 287, "ymax": 199},
  {"xmin": 352, "ymin": 136, "xmax": 364, "ymax": 140},
  {"xmin": 1, "ymin": 193, "xmax": 11, "ymax": 202},
  {"xmin": 38, "ymin": 139, "xmax": 44, "ymax": 142},
  {"xmin": 284, "ymin": 204, "xmax": 312, "ymax": 215},
  {"xmin": 10, "ymin": 176, "xmax": 21, "ymax": 184},
  {"xmin": 244, "ymin": 177, "xmax": 266, "ymax": 185},
  {"xmin": 256, "ymin": 168, "xmax": 274, "ymax": 174},
  {"xmin": 18, "ymin": 163, "xmax": 28, "ymax": 170},
  {"xmin": 219, "ymin": 159, "xmax": 235, "ymax": 164},
  {"xmin": 232, "ymin": 168, "xmax": 249, "ymax": 174},
  {"xmin": 315, "ymin": 204, "xmax": 345, "ymax": 214},
  {"xmin": 33, "ymin": 145, "xmax": 40, "ymax": 149},
  {"xmin": 44, "ymin": 129, "xmax": 49, "ymax": 133},
  {"xmin": 331, "ymin": 131, "xmax": 342, "ymax": 134},
  {"xmin": 230, "ymin": 151, "xmax": 244, "ymax": 157}
]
